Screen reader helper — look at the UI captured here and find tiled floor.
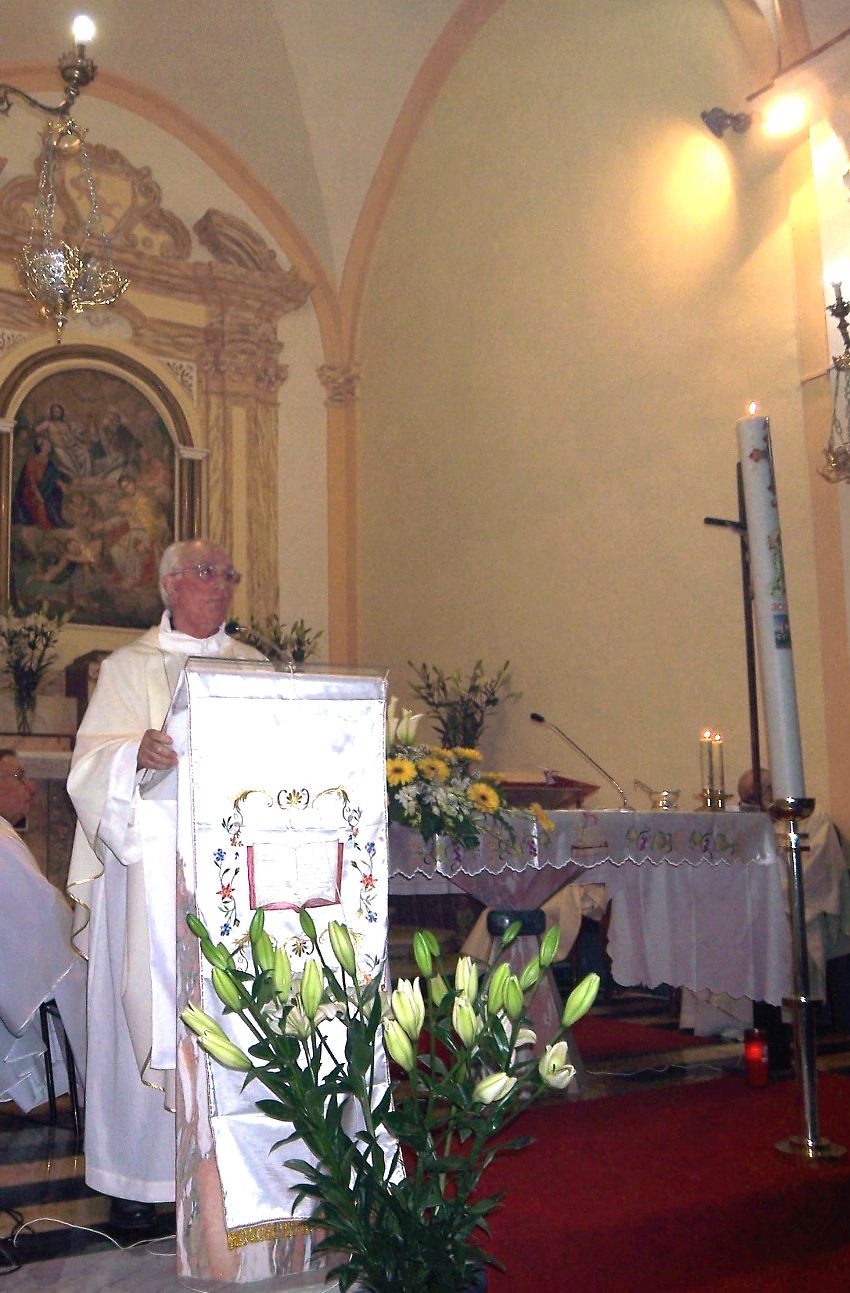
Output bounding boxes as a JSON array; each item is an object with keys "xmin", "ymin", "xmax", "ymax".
[{"xmin": 2, "ymin": 986, "xmax": 849, "ymax": 1291}]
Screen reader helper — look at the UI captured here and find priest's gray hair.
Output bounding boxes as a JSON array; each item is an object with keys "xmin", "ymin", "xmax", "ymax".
[{"xmin": 159, "ymin": 540, "xmax": 206, "ymax": 605}]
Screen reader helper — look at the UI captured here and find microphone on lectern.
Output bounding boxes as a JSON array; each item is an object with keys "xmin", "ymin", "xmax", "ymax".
[{"xmin": 529, "ymin": 711, "xmax": 635, "ymax": 811}]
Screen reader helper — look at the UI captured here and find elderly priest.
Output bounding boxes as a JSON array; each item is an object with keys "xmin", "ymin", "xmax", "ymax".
[{"xmin": 66, "ymin": 539, "xmax": 262, "ymax": 1228}]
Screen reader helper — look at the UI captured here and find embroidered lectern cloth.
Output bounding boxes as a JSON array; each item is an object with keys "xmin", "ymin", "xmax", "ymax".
[{"xmin": 172, "ymin": 660, "xmax": 389, "ymax": 1245}]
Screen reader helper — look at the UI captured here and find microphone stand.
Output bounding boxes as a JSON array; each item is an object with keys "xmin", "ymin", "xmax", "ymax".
[{"xmin": 529, "ymin": 712, "xmax": 635, "ymax": 810}]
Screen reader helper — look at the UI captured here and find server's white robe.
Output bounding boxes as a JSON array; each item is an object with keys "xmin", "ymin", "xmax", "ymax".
[
  {"xmin": 0, "ymin": 818, "xmax": 86, "ymax": 1111},
  {"xmin": 66, "ymin": 614, "xmax": 261, "ymax": 1202}
]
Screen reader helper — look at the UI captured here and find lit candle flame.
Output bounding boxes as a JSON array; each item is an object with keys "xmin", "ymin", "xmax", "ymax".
[
  {"xmin": 72, "ymin": 14, "xmax": 96, "ymax": 44},
  {"xmin": 746, "ymin": 401, "xmax": 758, "ymax": 416}
]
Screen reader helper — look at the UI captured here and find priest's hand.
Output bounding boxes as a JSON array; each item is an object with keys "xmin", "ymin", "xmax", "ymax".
[{"xmin": 137, "ymin": 729, "xmax": 179, "ymax": 772}]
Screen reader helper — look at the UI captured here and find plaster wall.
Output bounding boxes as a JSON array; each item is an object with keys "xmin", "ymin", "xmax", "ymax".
[{"xmin": 357, "ymin": 0, "xmax": 830, "ymax": 810}]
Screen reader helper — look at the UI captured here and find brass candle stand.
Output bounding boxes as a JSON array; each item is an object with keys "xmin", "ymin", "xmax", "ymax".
[
  {"xmin": 770, "ymin": 797, "xmax": 845, "ymax": 1161},
  {"xmin": 700, "ymin": 789, "xmax": 728, "ymax": 811}
]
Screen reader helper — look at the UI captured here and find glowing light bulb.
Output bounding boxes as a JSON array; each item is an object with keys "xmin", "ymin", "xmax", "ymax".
[
  {"xmin": 72, "ymin": 14, "xmax": 96, "ymax": 44},
  {"xmin": 762, "ymin": 95, "xmax": 807, "ymax": 139}
]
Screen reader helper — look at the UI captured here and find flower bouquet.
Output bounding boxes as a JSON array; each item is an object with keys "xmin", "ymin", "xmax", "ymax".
[
  {"xmin": 0, "ymin": 603, "xmax": 72, "ymax": 734},
  {"xmin": 386, "ymin": 741, "xmax": 522, "ymax": 853},
  {"xmin": 182, "ymin": 906, "xmax": 599, "ymax": 1293}
]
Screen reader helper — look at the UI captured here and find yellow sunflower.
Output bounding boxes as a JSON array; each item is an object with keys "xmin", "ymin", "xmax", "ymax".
[
  {"xmin": 386, "ymin": 756, "xmax": 417, "ymax": 786},
  {"xmin": 528, "ymin": 801, "xmax": 555, "ymax": 833},
  {"xmin": 429, "ymin": 746, "xmax": 455, "ymax": 761},
  {"xmin": 467, "ymin": 781, "xmax": 501, "ymax": 813},
  {"xmin": 453, "ymin": 747, "xmax": 482, "ymax": 762},
  {"xmin": 417, "ymin": 755, "xmax": 450, "ymax": 782}
]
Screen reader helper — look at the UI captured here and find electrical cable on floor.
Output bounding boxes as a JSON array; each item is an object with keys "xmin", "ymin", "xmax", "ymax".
[
  {"xmin": 10, "ymin": 1215, "xmax": 177, "ymax": 1253},
  {"xmin": 584, "ymin": 1060, "xmax": 728, "ymax": 1079}
]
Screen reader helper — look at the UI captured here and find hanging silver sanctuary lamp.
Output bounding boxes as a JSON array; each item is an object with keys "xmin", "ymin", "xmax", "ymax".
[
  {"xmin": 0, "ymin": 14, "xmax": 129, "ymax": 343},
  {"xmin": 15, "ymin": 118, "xmax": 129, "ymax": 343}
]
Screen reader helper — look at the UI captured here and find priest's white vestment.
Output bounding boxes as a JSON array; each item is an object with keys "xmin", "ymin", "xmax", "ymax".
[{"xmin": 66, "ymin": 613, "xmax": 261, "ymax": 1202}]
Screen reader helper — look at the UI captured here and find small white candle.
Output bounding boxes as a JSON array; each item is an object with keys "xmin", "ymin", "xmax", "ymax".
[
  {"xmin": 736, "ymin": 404, "xmax": 805, "ymax": 799},
  {"xmin": 712, "ymin": 731, "xmax": 725, "ymax": 797},
  {"xmin": 700, "ymin": 728, "xmax": 714, "ymax": 794}
]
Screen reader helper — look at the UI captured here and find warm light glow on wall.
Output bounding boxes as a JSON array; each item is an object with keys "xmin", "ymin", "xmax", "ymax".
[
  {"xmin": 762, "ymin": 95, "xmax": 808, "ymax": 138},
  {"xmin": 663, "ymin": 133, "xmax": 732, "ymax": 229}
]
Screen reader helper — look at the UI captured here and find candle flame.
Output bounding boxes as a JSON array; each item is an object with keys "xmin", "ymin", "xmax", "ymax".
[
  {"xmin": 712, "ymin": 731, "xmax": 723, "ymax": 743},
  {"xmin": 746, "ymin": 400, "xmax": 758, "ymax": 416},
  {"xmin": 700, "ymin": 728, "xmax": 713, "ymax": 740}
]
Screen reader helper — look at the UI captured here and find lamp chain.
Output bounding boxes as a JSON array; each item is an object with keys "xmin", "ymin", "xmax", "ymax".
[{"xmin": 30, "ymin": 131, "xmax": 58, "ymax": 246}]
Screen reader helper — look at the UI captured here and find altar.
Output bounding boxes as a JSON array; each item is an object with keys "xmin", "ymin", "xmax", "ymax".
[{"xmin": 389, "ymin": 809, "xmax": 796, "ymax": 1008}]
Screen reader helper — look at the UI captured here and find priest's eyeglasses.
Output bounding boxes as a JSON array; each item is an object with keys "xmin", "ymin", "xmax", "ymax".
[{"xmin": 173, "ymin": 564, "xmax": 242, "ymax": 586}]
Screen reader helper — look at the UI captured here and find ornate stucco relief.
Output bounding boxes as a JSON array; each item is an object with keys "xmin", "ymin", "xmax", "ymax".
[{"xmin": 0, "ymin": 145, "xmax": 314, "ymax": 620}]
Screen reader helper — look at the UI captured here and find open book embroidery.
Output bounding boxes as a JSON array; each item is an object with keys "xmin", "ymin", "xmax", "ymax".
[{"xmin": 235, "ymin": 785, "xmax": 349, "ymax": 911}]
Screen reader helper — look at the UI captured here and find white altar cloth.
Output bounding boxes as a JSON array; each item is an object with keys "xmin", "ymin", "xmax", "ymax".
[{"xmin": 390, "ymin": 809, "xmax": 793, "ymax": 1007}]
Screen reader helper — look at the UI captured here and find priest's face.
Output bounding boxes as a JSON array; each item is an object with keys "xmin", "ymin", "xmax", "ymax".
[
  {"xmin": 0, "ymin": 754, "xmax": 34, "ymax": 825},
  {"xmin": 163, "ymin": 541, "xmax": 239, "ymax": 640}
]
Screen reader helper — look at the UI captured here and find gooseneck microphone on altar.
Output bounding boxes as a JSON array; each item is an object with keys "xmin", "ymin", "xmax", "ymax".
[{"xmin": 529, "ymin": 711, "xmax": 635, "ymax": 811}]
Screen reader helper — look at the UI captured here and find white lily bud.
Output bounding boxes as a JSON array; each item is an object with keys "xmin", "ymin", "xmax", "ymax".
[
  {"xmin": 272, "ymin": 946, "xmax": 292, "ymax": 999},
  {"xmin": 486, "ymin": 961, "xmax": 511, "ymax": 1016},
  {"xmin": 384, "ymin": 1018, "xmax": 416, "ymax": 1071},
  {"xmin": 452, "ymin": 997, "xmax": 481, "ymax": 1050},
  {"xmin": 561, "ymin": 972, "xmax": 601, "ymax": 1028},
  {"xmin": 454, "ymin": 955, "xmax": 479, "ymax": 1004},
  {"xmin": 300, "ymin": 958, "xmax": 324, "ymax": 1020},
  {"xmin": 391, "ymin": 978, "xmax": 425, "ymax": 1041},
  {"xmin": 328, "ymin": 921, "xmax": 357, "ymax": 977}
]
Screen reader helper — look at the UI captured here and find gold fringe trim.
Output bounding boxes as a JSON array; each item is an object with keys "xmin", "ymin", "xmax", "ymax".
[{"xmin": 226, "ymin": 1218, "xmax": 313, "ymax": 1249}]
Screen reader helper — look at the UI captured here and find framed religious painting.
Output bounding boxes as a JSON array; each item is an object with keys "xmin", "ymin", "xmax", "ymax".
[{"xmin": 0, "ymin": 349, "xmax": 202, "ymax": 630}]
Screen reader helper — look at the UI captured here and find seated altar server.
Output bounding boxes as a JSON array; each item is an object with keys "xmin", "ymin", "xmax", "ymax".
[
  {"xmin": 0, "ymin": 750, "xmax": 86, "ymax": 1111},
  {"xmin": 66, "ymin": 538, "xmax": 262, "ymax": 1228}
]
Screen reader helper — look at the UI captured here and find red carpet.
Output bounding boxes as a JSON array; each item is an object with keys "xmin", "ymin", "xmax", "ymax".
[
  {"xmin": 571, "ymin": 1014, "xmax": 713, "ymax": 1061},
  {"xmin": 482, "ymin": 1074, "xmax": 850, "ymax": 1292}
]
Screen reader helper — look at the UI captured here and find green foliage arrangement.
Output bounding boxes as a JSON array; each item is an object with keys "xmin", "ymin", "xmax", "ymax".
[
  {"xmin": 182, "ymin": 906, "xmax": 599, "ymax": 1293},
  {"xmin": 408, "ymin": 660, "xmax": 520, "ymax": 749}
]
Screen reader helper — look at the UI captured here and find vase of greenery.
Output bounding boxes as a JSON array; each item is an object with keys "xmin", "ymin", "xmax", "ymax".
[
  {"xmin": 0, "ymin": 605, "xmax": 71, "ymax": 735},
  {"xmin": 182, "ymin": 906, "xmax": 599, "ymax": 1293},
  {"xmin": 227, "ymin": 614, "xmax": 323, "ymax": 665},
  {"xmin": 408, "ymin": 660, "xmax": 520, "ymax": 750}
]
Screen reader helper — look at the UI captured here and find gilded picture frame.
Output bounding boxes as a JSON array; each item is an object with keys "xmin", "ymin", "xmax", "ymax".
[{"xmin": 0, "ymin": 346, "xmax": 204, "ymax": 629}]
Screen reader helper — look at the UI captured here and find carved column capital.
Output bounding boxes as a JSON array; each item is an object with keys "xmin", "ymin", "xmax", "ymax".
[
  {"xmin": 317, "ymin": 363, "xmax": 361, "ymax": 406},
  {"xmin": 199, "ymin": 345, "xmax": 289, "ymax": 400}
]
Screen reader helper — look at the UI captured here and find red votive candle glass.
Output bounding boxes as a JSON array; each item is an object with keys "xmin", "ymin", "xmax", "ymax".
[{"xmin": 744, "ymin": 1028, "xmax": 769, "ymax": 1087}]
